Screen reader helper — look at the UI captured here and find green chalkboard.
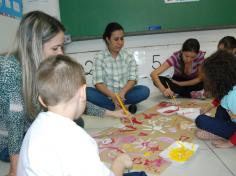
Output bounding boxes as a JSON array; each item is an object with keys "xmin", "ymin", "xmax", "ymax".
[{"xmin": 59, "ymin": 0, "xmax": 236, "ymax": 40}]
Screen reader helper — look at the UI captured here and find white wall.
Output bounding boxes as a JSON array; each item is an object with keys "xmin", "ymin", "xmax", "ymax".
[
  {"xmin": 23, "ymin": 0, "xmax": 60, "ymax": 19},
  {"xmin": 65, "ymin": 28, "xmax": 236, "ymax": 92},
  {"xmin": 0, "ymin": 0, "xmax": 60, "ymax": 54},
  {"xmin": 0, "ymin": 16, "xmax": 19, "ymax": 53},
  {"xmin": 1, "ymin": 0, "xmax": 236, "ymax": 93}
]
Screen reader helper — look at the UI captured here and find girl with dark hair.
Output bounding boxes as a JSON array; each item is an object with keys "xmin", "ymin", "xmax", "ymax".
[
  {"xmin": 218, "ymin": 36, "xmax": 236, "ymax": 55},
  {"xmin": 195, "ymin": 50, "xmax": 236, "ymax": 148},
  {"xmin": 150, "ymin": 38, "xmax": 205, "ymax": 98},
  {"xmin": 201, "ymin": 36, "xmax": 236, "ymax": 114},
  {"xmin": 87, "ymin": 22, "xmax": 150, "ymax": 113}
]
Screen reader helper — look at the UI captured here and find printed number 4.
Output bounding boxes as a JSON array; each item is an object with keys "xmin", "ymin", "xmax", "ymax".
[{"xmin": 152, "ymin": 55, "xmax": 161, "ymax": 69}]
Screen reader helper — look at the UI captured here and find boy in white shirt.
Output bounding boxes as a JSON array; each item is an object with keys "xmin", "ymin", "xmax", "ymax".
[{"xmin": 17, "ymin": 55, "xmax": 132, "ymax": 176}]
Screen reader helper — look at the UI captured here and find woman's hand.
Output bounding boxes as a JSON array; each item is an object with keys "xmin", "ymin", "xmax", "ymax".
[
  {"xmin": 8, "ymin": 154, "xmax": 18, "ymax": 176},
  {"xmin": 113, "ymin": 153, "xmax": 133, "ymax": 169},
  {"xmin": 110, "ymin": 93, "xmax": 119, "ymax": 109},
  {"xmin": 163, "ymin": 88, "xmax": 174, "ymax": 97},
  {"xmin": 118, "ymin": 90, "xmax": 126, "ymax": 100},
  {"xmin": 171, "ymin": 79, "xmax": 183, "ymax": 86},
  {"xmin": 7, "ymin": 172, "xmax": 16, "ymax": 176},
  {"xmin": 105, "ymin": 109, "xmax": 128, "ymax": 119}
]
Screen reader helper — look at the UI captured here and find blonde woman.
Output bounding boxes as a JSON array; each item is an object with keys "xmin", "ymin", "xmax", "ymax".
[{"xmin": 0, "ymin": 11, "xmax": 127, "ymax": 176}]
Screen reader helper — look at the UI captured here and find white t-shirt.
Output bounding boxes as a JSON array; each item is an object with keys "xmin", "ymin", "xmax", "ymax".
[{"xmin": 17, "ymin": 111, "xmax": 114, "ymax": 176}]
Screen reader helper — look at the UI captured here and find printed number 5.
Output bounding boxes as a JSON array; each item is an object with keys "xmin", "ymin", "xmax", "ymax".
[{"xmin": 152, "ymin": 55, "xmax": 161, "ymax": 69}]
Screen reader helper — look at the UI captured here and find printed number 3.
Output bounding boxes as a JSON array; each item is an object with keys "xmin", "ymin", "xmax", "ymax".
[{"xmin": 152, "ymin": 55, "xmax": 161, "ymax": 69}]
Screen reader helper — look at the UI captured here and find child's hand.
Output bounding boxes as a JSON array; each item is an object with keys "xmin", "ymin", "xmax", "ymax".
[
  {"xmin": 229, "ymin": 112, "xmax": 236, "ymax": 119},
  {"xmin": 111, "ymin": 154, "xmax": 133, "ymax": 176},
  {"xmin": 114, "ymin": 153, "xmax": 133, "ymax": 168}
]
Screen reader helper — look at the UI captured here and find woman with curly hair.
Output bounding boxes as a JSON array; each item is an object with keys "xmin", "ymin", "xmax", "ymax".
[
  {"xmin": 200, "ymin": 36, "xmax": 236, "ymax": 114},
  {"xmin": 195, "ymin": 50, "xmax": 236, "ymax": 148}
]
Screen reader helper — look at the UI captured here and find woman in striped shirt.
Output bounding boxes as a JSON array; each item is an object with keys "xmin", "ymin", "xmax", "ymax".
[{"xmin": 150, "ymin": 38, "xmax": 205, "ymax": 98}]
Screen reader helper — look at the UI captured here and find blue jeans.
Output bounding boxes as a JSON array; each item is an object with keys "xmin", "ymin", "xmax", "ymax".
[
  {"xmin": 0, "ymin": 147, "xmax": 9, "ymax": 162},
  {"xmin": 195, "ymin": 105, "xmax": 236, "ymax": 139},
  {"xmin": 123, "ymin": 171, "xmax": 147, "ymax": 176},
  {"xmin": 86, "ymin": 85, "xmax": 150, "ymax": 110}
]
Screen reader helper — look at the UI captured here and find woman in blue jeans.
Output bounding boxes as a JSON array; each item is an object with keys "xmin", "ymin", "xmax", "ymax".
[
  {"xmin": 195, "ymin": 51, "xmax": 236, "ymax": 147},
  {"xmin": 87, "ymin": 22, "xmax": 150, "ymax": 113}
]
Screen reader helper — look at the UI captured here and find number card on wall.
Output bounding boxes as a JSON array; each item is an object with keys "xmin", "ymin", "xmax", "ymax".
[{"xmin": 0, "ymin": 0, "xmax": 22, "ymax": 18}]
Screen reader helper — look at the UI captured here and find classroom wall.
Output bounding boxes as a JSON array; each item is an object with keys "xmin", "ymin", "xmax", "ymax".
[
  {"xmin": 1, "ymin": 1, "xmax": 236, "ymax": 94},
  {"xmin": 0, "ymin": 0, "xmax": 60, "ymax": 54},
  {"xmin": 23, "ymin": 0, "xmax": 60, "ymax": 20},
  {"xmin": 65, "ymin": 28, "xmax": 236, "ymax": 93},
  {"xmin": 0, "ymin": 16, "xmax": 19, "ymax": 53}
]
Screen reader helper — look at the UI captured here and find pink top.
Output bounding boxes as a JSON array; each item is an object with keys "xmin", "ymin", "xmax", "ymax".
[{"xmin": 166, "ymin": 50, "xmax": 205, "ymax": 80}]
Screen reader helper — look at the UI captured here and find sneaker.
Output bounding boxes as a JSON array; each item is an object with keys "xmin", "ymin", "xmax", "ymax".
[{"xmin": 128, "ymin": 104, "xmax": 137, "ymax": 114}]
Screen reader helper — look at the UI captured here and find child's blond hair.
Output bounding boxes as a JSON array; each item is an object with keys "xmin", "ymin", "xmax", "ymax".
[{"xmin": 36, "ymin": 55, "xmax": 86, "ymax": 106}]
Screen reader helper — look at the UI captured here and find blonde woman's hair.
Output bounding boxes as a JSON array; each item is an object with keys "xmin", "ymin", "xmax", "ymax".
[
  {"xmin": 8, "ymin": 11, "xmax": 65, "ymax": 118},
  {"xmin": 36, "ymin": 55, "xmax": 86, "ymax": 106}
]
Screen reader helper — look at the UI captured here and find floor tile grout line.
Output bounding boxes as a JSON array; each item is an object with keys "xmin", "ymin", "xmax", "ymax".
[{"xmin": 205, "ymin": 141, "xmax": 235, "ymax": 176}]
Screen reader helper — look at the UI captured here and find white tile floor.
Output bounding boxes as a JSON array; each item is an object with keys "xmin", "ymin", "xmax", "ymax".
[{"xmin": 1, "ymin": 91, "xmax": 236, "ymax": 176}]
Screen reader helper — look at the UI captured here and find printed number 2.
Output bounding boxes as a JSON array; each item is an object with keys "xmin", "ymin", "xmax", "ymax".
[
  {"xmin": 152, "ymin": 55, "xmax": 161, "ymax": 69},
  {"xmin": 84, "ymin": 60, "xmax": 93, "ymax": 75}
]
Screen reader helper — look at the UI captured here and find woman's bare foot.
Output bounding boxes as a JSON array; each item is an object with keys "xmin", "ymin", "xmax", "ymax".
[{"xmin": 105, "ymin": 109, "xmax": 128, "ymax": 119}]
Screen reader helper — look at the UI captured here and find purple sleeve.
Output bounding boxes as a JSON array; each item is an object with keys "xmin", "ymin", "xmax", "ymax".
[
  {"xmin": 197, "ymin": 51, "xmax": 206, "ymax": 65},
  {"xmin": 166, "ymin": 51, "xmax": 179, "ymax": 67}
]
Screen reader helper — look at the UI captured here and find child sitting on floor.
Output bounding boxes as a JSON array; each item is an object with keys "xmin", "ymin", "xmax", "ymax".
[
  {"xmin": 201, "ymin": 36, "xmax": 236, "ymax": 114},
  {"xmin": 195, "ymin": 50, "xmax": 236, "ymax": 148},
  {"xmin": 17, "ymin": 55, "xmax": 132, "ymax": 176},
  {"xmin": 218, "ymin": 36, "xmax": 236, "ymax": 55}
]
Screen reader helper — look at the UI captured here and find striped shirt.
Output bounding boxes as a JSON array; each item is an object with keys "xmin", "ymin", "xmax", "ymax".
[
  {"xmin": 92, "ymin": 49, "xmax": 138, "ymax": 93},
  {"xmin": 166, "ymin": 50, "xmax": 205, "ymax": 80}
]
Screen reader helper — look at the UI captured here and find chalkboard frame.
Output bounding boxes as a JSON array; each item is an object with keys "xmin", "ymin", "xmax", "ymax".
[
  {"xmin": 71, "ymin": 25, "xmax": 236, "ymax": 41},
  {"xmin": 59, "ymin": 0, "xmax": 236, "ymax": 41}
]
